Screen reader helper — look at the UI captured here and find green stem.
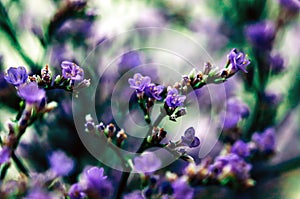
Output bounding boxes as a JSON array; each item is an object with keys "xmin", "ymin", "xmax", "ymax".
[{"xmin": 115, "ymin": 112, "xmax": 165, "ymax": 199}]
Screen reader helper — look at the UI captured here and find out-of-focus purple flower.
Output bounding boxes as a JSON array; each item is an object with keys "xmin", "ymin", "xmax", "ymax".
[
  {"xmin": 181, "ymin": 127, "xmax": 200, "ymax": 148},
  {"xmin": 83, "ymin": 166, "xmax": 113, "ymax": 199},
  {"xmin": 0, "ymin": 147, "xmax": 11, "ymax": 165},
  {"xmin": 245, "ymin": 21, "xmax": 276, "ymax": 51},
  {"xmin": 48, "ymin": 150, "xmax": 74, "ymax": 176},
  {"xmin": 165, "ymin": 88, "xmax": 186, "ymax": 108},
  {"xmin": 220, "ymin": 98, "xmax": 249, "ymax": 129},
  {"xmin": 172, "ymin": 178, "xmax": 194, "ymax": 199},
  {"xmin": 252, "ymin": 128, "xmax": 276, "ymax": 153},
  {"xmin": 18, "ymin": 82, "xmax": 46, "ymax": 104},
  {"xmin": 61, "ymin": 61, "xmax": 84, "ymax": 81},
  {"xmin": 128, "ymin": 73, "xmax": 151, "ymax": 92},
  {"xmin": 69, "ymin": 183, "xmax": 86, "ymax": 199},
  {"xmin": 4, "ymin": 66, "xmax": 28, "ymax": 86},
  {"xmin": 134, "ymin": 152, "xmax": 162, "ymax": 173},
  {"xmin": 118, "ymin": 51, "xmax": 142, "ymax": 73},
  {"xmin": 124, "ymin": 190, "xmax": 145, "ymax": 199},
  {"xmin": 262, "ymin": 91, "xmax": 282, "ymax": 106},
  {"xmin": 231, "ymin": 140, "xmax": 250, "ymax": 158},
  {"xmin": 270, "ymin": 54, "xmax": 285, "ymax": 74},
  {"xmin": 279, "ymin": 0, "xmax": 300, "ymax": 12},
  {"xmin": 145, "ymin": 83, "xmax": 164, "ymax": 100},
  {"xmin": 25, "ymin": 188, "xmax": 53, "ymax": 199},
  {"xmin": 210, "ymin": 153, "xmax": 252, "ymax": 181},
  {"xmin": 227, "ymin": 48, "xmax": 250, "ymax": 73}
]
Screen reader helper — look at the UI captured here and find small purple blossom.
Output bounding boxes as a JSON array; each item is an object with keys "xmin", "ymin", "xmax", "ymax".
[
  {"xmin": 145, "ymin": 83, "xmax": 164, "ymax": 100},
  {"xmin": 165, "ymin": 88, "xmax": 186, "ymax": 108},
  {"xmin": 68, "ymin": 183, "xmax": 86, "ymax": 199},
  {"xmin": 61, "ymin": 61, "xmax": 84, "ymax": 81},
  {"xmin": 270, "ymin": 54, "xmax": 285, "ymax": 74},
  {"xmin": 0, "ymin": 147, "xmax": 11, "ymax": 165},
  {"xmin": 25, "ymin": 188, "xmax": 53, "ymax": 199},
  {"xmin": 171, "ymin": 178, "xmax": 194, "ymax": 199},
  {"xmin": 231, "ymin": 140, "xmax": 250, "ymax": 158},
  {"xmin": 48, "ymin": 150, "xmax": 74, "ymax": 176},
  {"xmin": 210, "ymin": 153, "xmax": 252, "ymax": 181},
  {"xmin": 17, "ymin": 82, "xmax": 46, "ymax": 104},
  {"xmin": 82, "ymin": 166, "xmax": 113, "ymax": 199},
  {"xmin": 252, "ymin": 128, "xmax": 276, "ymax": 153},
  {"xmin": 227, "ymin": 48, "xmax": 250, "ymax": 73},
  {"xmin": 134, "ymin": 152, "xmax": 162, "ymax": 173},
  {"xmin": 245, "ymin": 21, "xmax": 276, "ymax": 51},
  {"xmin": 181, "ymin": 127, "xmax": 200, "ymax": 148},
  {"xmin": 128, "ymin": 73, "xmax": 151, "ymax": 92},
  {"xmin": 4, "ymin": 66, "xmax": 28, "ymax": 86},
  {"xmin": 279, "ymin": 0, "xmax": 300, "ymax": 12}
]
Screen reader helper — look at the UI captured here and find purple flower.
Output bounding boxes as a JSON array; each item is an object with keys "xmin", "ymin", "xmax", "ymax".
[
  {"xmin": 134, "ymin": 152, "xmax": 161, "ymax": 173},
  {"xmin": 61, "ymin": 61, "xmax": 84, "ymax": 81},
  {"xmin": 82, "ymin": 166, "xmax": 113, "ymax": 199},
  {"xmin": 181, "ymin": 127, "xmax": 200, "ymax": 148},
  {"xmin": 245, "ymin": 21, "xmax": 276, "ymax": 51},
  {"xmin": 279, "ymin": 0, "xmax": 300, "ymax": 12},
  {"xmin": 118, "ymin": 51, "xmax": 142, "ymax": 73},
  {"xmin": 0, "ymin": 147, "xmax": 11, "ymax": 165},
  {"xmin": 17, "ymin": 82, "xmax": 46, "ymax": 104},
  {"xmin": 270, "ymin": 54, "xmax": 285, "ymax": 74},
  {"xmin": 252, "ymin": 128, "xmax": 276, "ymax": 153},
  {"xmin": 25, "ymin": 188, "xmax": 53, "ymax": 199},
  {"xmin": 220, "ymin": 98, "xmax": 249, "ymax": 129},
  {"xmin": 210, "ymin": 153, "xmax": 252, "ymax": 181},
  {"xmin": 48, "ymin": 150, "xmax": 74, "ymax": 176},
  {"xmin": 4, "ymin": 66, "xmax": 28, "ymax": 86},
  {"xmin": 165, "ymin": 88, "xmax": 186, "ymax": 108},
  {"xmin": 227, "ymin": 48, "xmax": 250, "ymax": 73},
  {"xmin": 231, "ymin": 140, "xmax": 250, "ymax": 158},
  {"xmin": 145, "ymin": 83, "xmax": 164, "ymax": 100},
  {"xmin": 128, "ymin": 73, "xmax": 151, "ymax": 92},
  {"xmin": 124, "ymin": 191, "xmax": 145, "ymax": 199},
  {"xmin": 69, "ymin": 183, "xmax": 86, "ymax": 199},
  {"xmin": 172, "ymin": 178, "xmax": 194, "ymax": 199}
]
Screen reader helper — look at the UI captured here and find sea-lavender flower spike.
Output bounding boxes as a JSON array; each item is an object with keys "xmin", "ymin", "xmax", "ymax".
[{"xmin": 4, "ymin": 66, "xmax": 28, "ymax": 86}]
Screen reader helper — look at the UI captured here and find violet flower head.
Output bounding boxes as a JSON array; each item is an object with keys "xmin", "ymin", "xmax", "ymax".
[
  {"xmin": 83, "ymin": 166, "xmax": 113, "ymax": 199},
  {"xmin": 252, "ymin": 128, "xmax": 276, "ymax": 153},
  {"xmin": 245, "ymin": 21, "xmax": 276, "ymax": 51},
  {"xmin": 128, "ymin": 73, "xmax": 151, "ymax": 92},
  {"xmin": 231, "ymin": 140, "xmax": 250, "ymax": 158},
  {"xmin": 61, "ymin": 61, "xmax": 84, "ymax": 81},
  {"xmin": 165, "ymin": 87, "xmax": 186, "ymax": 108},
  {"xmin": 134, "ymin": 152, "xmax": 161, "ymax": 173},
  {"xmin": 118, "ymin": 51, "xmax": 142, "ymax": 73},
  {"xmin": 270, "ymin": 54, "xmax": 285, "ymax": 74},
  {"xmin": 68, "ymin": 183, "xmax": 86, "ymax": 199},
  {"xmin": 210, "ymin": 153, "xmax": 252, "ymax": 181},
  {"xmin": 171, "ymin": 178, "xmax": 194, "ymax": 199},
  {"xmin": 4, "ymin": 66, "xmax": 28, "ymax": 86},
  {"xmin": 0, "ymin": 147, "xmax": 11, "ymax": 165},
  {"xmin": 181, "ymin": 127, "xmax": 200, "ymax": 148},
  {"xmin": 145, "ymin": 83, "xmax": 164, "ymax": 100},
  {"xmin": 279, "ymin": 0, "xmax": 300, "ymax": 12},
  {"xmin": 25, "ymin": 188, "xmax": 53, "ymax": 199},
  {"xmin": 48, "ymin": 150, "xmax": 74, "ymax": 176},
  {"xmin": 18, "ymin": 82, "xmax": 46, "ymax": 104},
  {"xmin": 227, "ymin": 48, "xmax": 250, "ymax": 73}
]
